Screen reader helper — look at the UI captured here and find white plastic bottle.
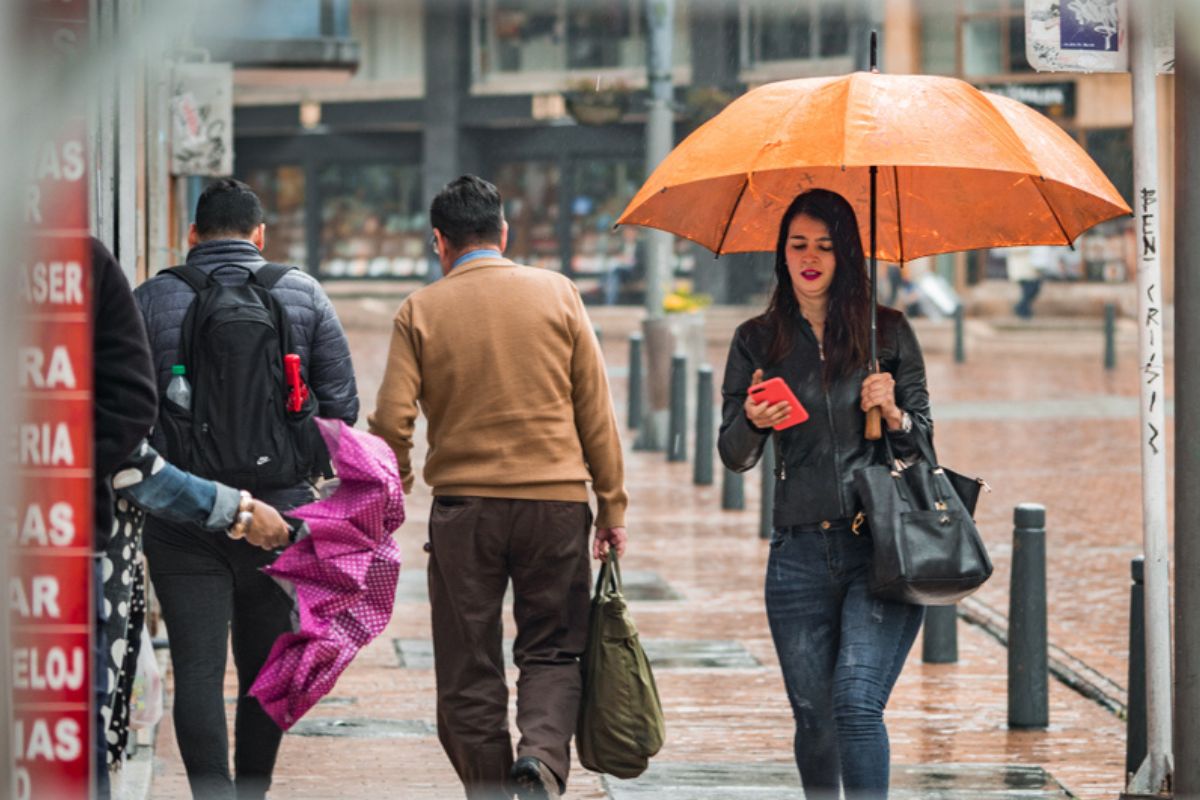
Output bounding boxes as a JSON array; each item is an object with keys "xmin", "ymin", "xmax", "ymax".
[{"xmin": 165, "ymin": 364, "xmax": 192, "ymax": 410}]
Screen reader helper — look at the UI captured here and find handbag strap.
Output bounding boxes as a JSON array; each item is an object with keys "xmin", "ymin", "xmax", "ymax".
[
  {"xmin": 593, "ymin": 549, "xmax": 623, "ymax": 596},
  {"xmin": 879, "ymin": 416, "xmax": 939, "ymax": 470},
  {"xmin": 879, "ymin": 420, "xmax": 954, "ymax": 508}
]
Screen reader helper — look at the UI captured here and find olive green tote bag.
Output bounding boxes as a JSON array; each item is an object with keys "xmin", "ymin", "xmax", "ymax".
[{"xmin": 576, "ymin": 551, "xmax": 665, "ymax": 778}]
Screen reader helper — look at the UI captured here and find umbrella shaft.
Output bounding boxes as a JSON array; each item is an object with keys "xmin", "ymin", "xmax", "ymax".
[{"xmin": 870, "ymin": 165, "xmax": 878, "ymax": 369}]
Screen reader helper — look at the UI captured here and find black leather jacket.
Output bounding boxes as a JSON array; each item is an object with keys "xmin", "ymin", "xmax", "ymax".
[{"xmin": 718, "ymin": 306, "xmax": 933, "ymax": 529}]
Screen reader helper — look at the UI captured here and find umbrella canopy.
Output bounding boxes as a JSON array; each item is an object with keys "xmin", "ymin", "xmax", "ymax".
[
  {"xmin": 617, "ymin": 72, "xmax": 1130, "ymax": 259},
  {"xmin": 249, "ymin": 418, "xmax": 404, "ymax": 730}
]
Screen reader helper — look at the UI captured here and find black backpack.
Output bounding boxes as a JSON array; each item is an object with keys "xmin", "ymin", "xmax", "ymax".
[{"xmin": 156, "ymin": 263, "xmax": 326, "ymax": 494}]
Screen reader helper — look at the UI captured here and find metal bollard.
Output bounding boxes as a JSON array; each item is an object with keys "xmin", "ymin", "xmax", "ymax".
[
  {"xmin": 1008, "ymin": 503, "xmax": 1048, "ymax": 729},
  {"xmin": 1104, "ymin": 303, "xmax": 1117, "ymax": 370},
  {"xmin": 759, "ymin": 437, "xmax": 776, "ymax": 539},
  {"xmin": 922, "ymin": 604, "xmax": 959, "ymax": 664},
  {"xmin": 694, "ymin": 366, "xmax": 714, "ymax": 485},
  {"xmin": 1126, "ymin": 556, "xmax": 1147, "ymax": 780},
  {"xmin": 667, "ymin": 353, "xmax": 687, "ymax": 462},
  {"xmin": 722, "ymin": 468, "xmax": 745, "ymax": 510},
  {"xmin": 954, "ymin": 304, "xmax": 966, "ymax": 364},
  {"xmin": 627, "ymin": 333, "xmax": 643, "ymax": 432}
]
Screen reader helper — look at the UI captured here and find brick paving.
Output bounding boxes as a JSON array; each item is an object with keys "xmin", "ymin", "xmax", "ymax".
[{"xmin": 145, "ymin": 301, "xmax": 1153, "ymax": 799}]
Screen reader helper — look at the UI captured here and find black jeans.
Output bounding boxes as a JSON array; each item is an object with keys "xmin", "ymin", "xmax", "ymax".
[{"xmin": 144, "ymin": 486, "xmax": 310, "ymax": 800}]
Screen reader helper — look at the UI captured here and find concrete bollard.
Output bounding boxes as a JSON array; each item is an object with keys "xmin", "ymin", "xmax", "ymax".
[
  {"xmin": 1126, "ymin": 556, "xmax": 1147, "ymax": 781},
  {"xmin": 954, "ymin": 305, "xmax": 966, "ymax": 364},
  {"xmin": 922, "ymin": 604, "xmax": 959, "ymax": 664},
  {"xmin": 1008, "ymin": 503, "xmax": 1048, "ymax": 729},
  {"xmin": 1104, "ymin": 303, "xmax": 1117, "ymax": 370},
  {"xmin": 722, "ymin": 468, "xmax": 745, "ymax": 510},
  {"xmin": 694, "ymin": 366, "xmax": 714, "ymax": 485},
  {"xmin": 627, "ymin": 333, "xmax": 643, "ymax": 432},
  {"xmin": 759, "ymin": 437, "xmax": 776, "ymax": 539},
  {"xmin": 667, "ymin": 354, "xmax": 688, "ymax": 462}
]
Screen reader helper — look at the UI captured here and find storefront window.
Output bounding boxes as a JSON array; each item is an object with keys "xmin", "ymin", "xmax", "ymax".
[
  {"xmin": 244, "ymin": 165, "xmax": 307, "ymax": 267},
  {"xmin": 318, "ymin": 163, "xmax": 430, "ymax": 279},
  {"xmin": 481, "ymin": 0, "xmax": 565, "ymax": 74},
  {"xmin": 476, "ymin": 0, "xmax": 688, "ymax": 81},
  {"xmin": 918, "ymin": 0, "xmax": 956, "ymax": 75},
  {"xmin": 742, "ymin": 0, "xmax": 849, "ymax": 68},
  {"xmin": 570, "ymin": 160, "xmax": 642, "ymax": 277},
  {"xmin": 958, "ymin": 0, "xmax": 1032, "ymax": 77},
  {"xmin": 495, "ymin": 161, "xmax": 563, "ymax": 271},
  {"xmin": 567, "ymin": 0, "xmax": 643, "ymax": 69}
]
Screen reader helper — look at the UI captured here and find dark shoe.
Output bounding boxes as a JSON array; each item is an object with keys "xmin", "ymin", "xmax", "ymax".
[{"xmin": 510, "ymin": 756, "xmax": 562, "ymax": 800}]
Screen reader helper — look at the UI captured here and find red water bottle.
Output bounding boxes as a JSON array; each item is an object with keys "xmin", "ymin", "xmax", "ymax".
[{"xmin": 285, "ymin": 354, "xmax": 309, "ymax": 412}]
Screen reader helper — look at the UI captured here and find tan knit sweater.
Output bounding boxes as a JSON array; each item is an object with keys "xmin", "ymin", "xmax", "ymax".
[{"xmin": 368, "ymin": 256, "xmax": 628, "ymax": 529}]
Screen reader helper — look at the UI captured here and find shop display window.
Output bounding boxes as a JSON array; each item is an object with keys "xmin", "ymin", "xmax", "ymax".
[
  {"xmin": 318, "ymin": 163, "xmax": 432, "ymax": 279},
  {"xmin": 244, "ymin": 165, "xmax": 307, "ymax": 267},
  {"xmin": 495, "ymin": 161, "xmax": 563, "ymax": 271}
]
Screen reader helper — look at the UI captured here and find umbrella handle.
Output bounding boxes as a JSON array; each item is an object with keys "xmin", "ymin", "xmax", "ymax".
[{"xmin": 865, "ymin": 406, "xmax": 883, "ymax": 441}]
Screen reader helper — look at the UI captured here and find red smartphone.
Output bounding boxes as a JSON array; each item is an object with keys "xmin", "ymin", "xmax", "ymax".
[{"xmin": 748, "ymin": 377, "xmax": 809, "ymax": 430}]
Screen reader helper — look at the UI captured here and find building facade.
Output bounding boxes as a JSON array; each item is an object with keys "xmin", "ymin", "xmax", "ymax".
[{"xmin": 226, "ymin": 0, "xmax": 1158, "ymax": 301}]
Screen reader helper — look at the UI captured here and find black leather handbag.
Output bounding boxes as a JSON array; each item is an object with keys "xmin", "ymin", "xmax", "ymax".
[{"xmin": 852, "ymin": 432, "xmax": 992, "ymax": 606}]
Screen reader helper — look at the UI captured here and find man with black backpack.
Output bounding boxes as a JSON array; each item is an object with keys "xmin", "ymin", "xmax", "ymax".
[{"xmin": 134, "ymin": 178, "xmax": 359, "ymax": 800}]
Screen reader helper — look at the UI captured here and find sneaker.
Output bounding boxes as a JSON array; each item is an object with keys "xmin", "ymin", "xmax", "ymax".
[{"xmin": 510, "ymin": 756, "xmax": 562, "ymax": 800}]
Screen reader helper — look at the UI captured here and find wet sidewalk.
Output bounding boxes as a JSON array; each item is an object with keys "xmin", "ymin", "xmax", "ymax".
[{"xmin": 144, "ymin": 302, "xmax": 1147, "ymax": 799}]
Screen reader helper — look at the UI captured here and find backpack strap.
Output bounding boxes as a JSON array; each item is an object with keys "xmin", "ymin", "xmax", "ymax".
[
  {"xmin": 254, "ymin": 263, "xmax": 297, "ymax": 290},
  {"xmin": 163, "ymin": 264, "xmax": 210, "ymax": 294}
]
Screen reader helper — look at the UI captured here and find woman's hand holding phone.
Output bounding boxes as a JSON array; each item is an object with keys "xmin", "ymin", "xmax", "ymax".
[{"xmin": 744, "ymin": 369, "xmax": 809, "ymax": 430}]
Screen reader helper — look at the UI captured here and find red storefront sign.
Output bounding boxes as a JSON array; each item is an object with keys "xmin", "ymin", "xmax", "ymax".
[{"xmin": 13, "ymin": 2, "xmax": 93, "ymax": 798}]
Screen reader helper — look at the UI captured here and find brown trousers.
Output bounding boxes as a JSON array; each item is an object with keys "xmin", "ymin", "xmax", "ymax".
[{"xmin": 427, "ymin": 497, "xmax": 592, "ymax": 799}]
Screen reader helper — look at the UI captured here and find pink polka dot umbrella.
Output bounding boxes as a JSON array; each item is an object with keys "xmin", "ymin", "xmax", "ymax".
[{"xmin": 249, "ymin": 418, "xmax": 404, "ymax": 730}]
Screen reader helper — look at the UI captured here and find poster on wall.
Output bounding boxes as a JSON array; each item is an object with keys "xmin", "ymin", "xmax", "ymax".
[
  {"xmin": 1025, "ymin": 0, "xmax": 1174, "ymax": 74},
  {"xmin": 170, "ymin": 62, "xmax": 234, "ymax": 176}
]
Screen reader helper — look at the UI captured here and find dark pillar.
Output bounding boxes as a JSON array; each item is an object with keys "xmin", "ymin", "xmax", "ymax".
[
  {"xmin": 1175, "ymin": 5, "xmax": 1200, "ymax": 794},
  {"xmin": 422, "ymin": 0, "xmax": 467, "ymax": 282}
]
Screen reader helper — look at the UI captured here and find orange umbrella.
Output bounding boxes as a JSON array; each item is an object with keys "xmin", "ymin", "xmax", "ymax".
[
  {"xmin": 617, "ymin": 72, "xmax": 1130, "ymax": 259},
  {"xmin": 617, "ymin": 66, "xmax": 1130, "ymax": 437}
]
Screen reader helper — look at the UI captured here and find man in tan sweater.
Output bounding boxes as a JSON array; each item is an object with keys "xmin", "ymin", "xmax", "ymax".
[{"xmin": 369, "ymin": 175, "xmax": 628, "ymax": 800}]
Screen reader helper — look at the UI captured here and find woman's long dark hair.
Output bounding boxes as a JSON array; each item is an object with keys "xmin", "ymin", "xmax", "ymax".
[{"xmin": 760, "ymin": 189, "xmax": 871, "ymax": 384}]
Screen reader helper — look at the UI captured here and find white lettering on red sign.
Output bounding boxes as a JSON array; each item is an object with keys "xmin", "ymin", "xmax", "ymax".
[
  {"xmin": 5, "ymin": 502, "xmax": 76, "ymax": 547},
  {"xmin": 12, "ymin": 717, "xmax": 82, "ymax": 762},
  {"xmin": 14, "ymin": 767, "xmax": 30, "ymax": 800},
  {"xmin": 9, "ymin": 576, "xmax": 61, "ymax": 619},
  {"xmin": 19, "ymin": 346, "xmax": 77, "ymax": 390},
  {"xmin": 17, "ymin": 261, "xmax": 84, "ymax": 306},
  {"xmin": 15, "ymin": 423, "xmax": 75, "ymax": 466},
  {"xmin": 35, "ymin": 141, "xmax": 85, "ymax": 183},
  {"xmin": 13, "ymin": 647, "xmax": 86, "ymax": 691}
]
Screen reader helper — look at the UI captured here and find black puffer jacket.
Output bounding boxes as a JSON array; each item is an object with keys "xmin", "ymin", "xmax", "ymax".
[
  {"xmin": 133, "ymin": 239, "xmax": 359, "ymax": 424},
  {"xmin": 718, "ymin": 306, "xmax": 932, "ymax": 529}
]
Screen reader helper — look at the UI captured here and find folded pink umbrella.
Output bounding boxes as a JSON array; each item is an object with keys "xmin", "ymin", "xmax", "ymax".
[{"xmin": 250, "ymin": 418, "xmax": 404, "ymax": 730}]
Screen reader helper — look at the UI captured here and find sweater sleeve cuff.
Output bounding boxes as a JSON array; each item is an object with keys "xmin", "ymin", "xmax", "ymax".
[
  {"xmin": 595, "ymin": 502, "xmax": 626, "ymax": 530},
  {"xmin": 207, "ymin": 483, "xmax": 241, "ymax": 530}
]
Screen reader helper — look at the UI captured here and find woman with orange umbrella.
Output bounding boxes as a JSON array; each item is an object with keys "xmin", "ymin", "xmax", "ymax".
[{"xmin": 718, "ymin": 188, "xmax": 930, "ymax": 798}]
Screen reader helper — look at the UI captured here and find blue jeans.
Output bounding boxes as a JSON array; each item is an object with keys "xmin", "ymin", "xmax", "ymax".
[{"xmin": 765, "ymin": 522, "xmax": 924, "ymax": 800}]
